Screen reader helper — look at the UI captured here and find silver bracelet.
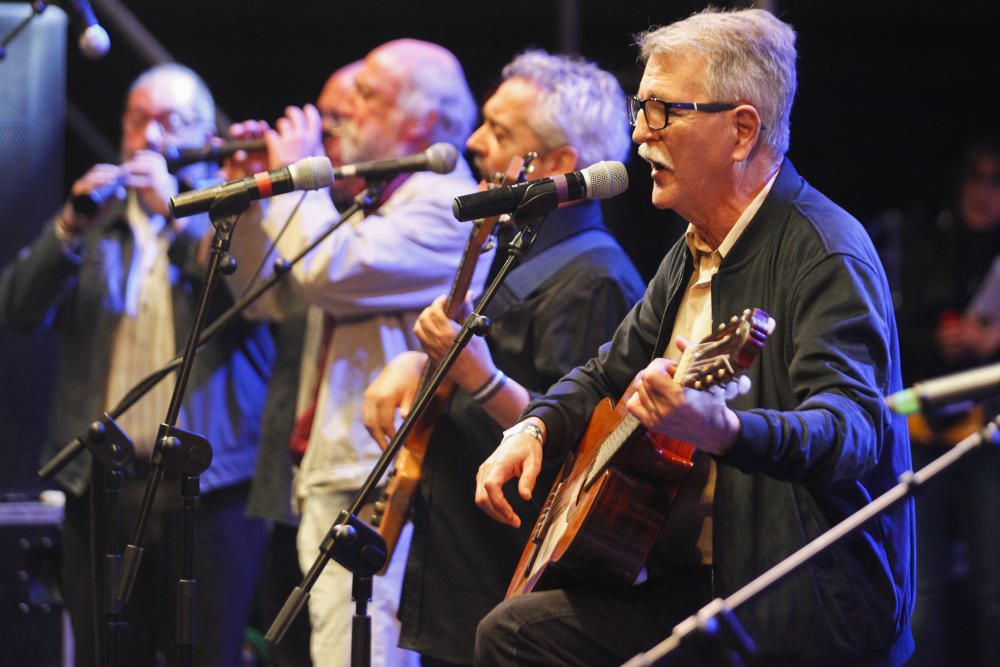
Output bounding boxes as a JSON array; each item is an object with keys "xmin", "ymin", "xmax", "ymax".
[
  {"xmin": 502, "ymin": 421, "xmax": 544, "ymax": 444},
  {"xmin": 471, "ymin": 369, "xmax": 506, "ymax": 404}
]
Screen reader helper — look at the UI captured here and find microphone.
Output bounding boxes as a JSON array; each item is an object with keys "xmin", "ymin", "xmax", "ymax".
[
  {"xmin": 885, "ymin": 363, "xmax": 1000, "ymax": 415},
  {"xmin": 333, "ymin": 143, "xmax": 458, "ymax": 180},
  {"xmin": 451, "ymin": 161, "xmax": 629, "ymax": 222},
  {"xmin": 59, "ymin": 0, "xmax": 111, "ymax": 59},
  {"xmin": 169, "ymin": 156, "xmax": 334, "ymax": 219}
]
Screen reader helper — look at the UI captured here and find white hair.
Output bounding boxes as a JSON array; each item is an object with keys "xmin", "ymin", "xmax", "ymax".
[
  {"xmin": 128, "ymin": 63, "xmax": 216, "ymax": 131},
  {"xmin": 637, "ymin": 7, "xmax": 797, "ymax": 156},
  {"xmin": 398, "ymin": 56, "xmax": 477, "ymax": 148},
  {"xmin": 502, "ymin": 49, "xmax": 632, "ymax": 168}
]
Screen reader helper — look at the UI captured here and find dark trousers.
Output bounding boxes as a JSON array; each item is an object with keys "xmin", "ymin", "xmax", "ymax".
[
  {"xmin": 421, "ymin": 657, "xmax": 467, "ymax": 667},
  {"xmin": 250, "ymin": 522, "xmax": 312, "ymax": 667},
  {"xmin": 909, "ymin": 445, "xmax": 1000, "ymax": 667},
  {"xmin": 61, "ymin": 471, "xmax": 266, "ymax": 667},
  {"xmin": 475, "ymin": 573, "xmax": 712, "ymax": 666}
]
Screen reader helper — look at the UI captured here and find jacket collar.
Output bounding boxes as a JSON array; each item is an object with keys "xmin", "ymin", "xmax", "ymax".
[{"xmin": 721, "ymin": 157, "xmax": 805, "ymax": 270}]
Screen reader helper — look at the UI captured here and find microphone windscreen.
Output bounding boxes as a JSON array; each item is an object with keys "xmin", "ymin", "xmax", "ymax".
[
  {"xmin": 79, "ymin": 24, "xmax": 110, "ymax": 59},
  {"xmin": 289, "ymin": 156, "xmax": 335, "ymax": 190},
  {"xmin": 426, "ymin": 143, "xmax": 459, "ymax": 174},
  {"xmin": 581, "ymin": 161, "xmax": 629, "ymax": 199}
]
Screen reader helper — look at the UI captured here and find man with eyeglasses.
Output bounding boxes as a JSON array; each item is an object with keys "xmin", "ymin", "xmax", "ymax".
[
  {"xmin": 0, "ymin": 64, "xmax": 272, "ymax": 666},
  {"xmin": 475, "ymin": 8, "xmax": 914, "ymax": 666},
  {"xmin": 223, "ymin": 39, "xmax": 482, "ymax": 667}
]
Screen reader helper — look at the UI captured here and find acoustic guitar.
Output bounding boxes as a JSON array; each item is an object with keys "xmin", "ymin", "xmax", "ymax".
[
  {"xmin": 506, "ymin": 308, "xmax": 773, "ymax": 598},
  {"xmin": 370, "ymin": 154, "xmax": 536, "ymax": 571}
]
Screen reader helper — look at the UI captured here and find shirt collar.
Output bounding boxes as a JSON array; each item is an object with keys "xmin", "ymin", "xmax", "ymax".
[{"xmin": 126, "ymin": 192, "xmax": 169, "ymax": 239}]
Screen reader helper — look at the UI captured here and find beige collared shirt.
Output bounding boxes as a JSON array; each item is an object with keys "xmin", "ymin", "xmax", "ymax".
[
  {"xmin": 104, "ymin": 194, "xmax": 181, "ymax": 457},
  {"xmin": 660, "ymin": 170, "xmax": 778, "ymax": 566}
]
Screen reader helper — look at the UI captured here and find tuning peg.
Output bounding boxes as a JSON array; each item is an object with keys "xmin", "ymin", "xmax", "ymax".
[{"xmin": 738, "ymin": 375, "xmax": 752, "ymax": 395}]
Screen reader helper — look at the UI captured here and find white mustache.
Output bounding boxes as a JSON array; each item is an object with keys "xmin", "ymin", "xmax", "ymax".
[{"xmin": 637, "ymin": 145, "xmax": 671, "ymax": 171}]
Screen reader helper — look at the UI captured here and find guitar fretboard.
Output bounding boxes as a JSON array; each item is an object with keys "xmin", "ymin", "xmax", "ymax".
[
  {"xmin": 582, "ymin": 340, "xmax": 702, "ymax": 489},
  {"xmin": 584, "ymin": 412, "xmax": 642, "ymax": 489}
]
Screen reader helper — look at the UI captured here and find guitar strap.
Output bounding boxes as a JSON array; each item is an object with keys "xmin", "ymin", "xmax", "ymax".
[{"xmin": 485, "ymin": 229, "xmax": 620, "ymax": 320}]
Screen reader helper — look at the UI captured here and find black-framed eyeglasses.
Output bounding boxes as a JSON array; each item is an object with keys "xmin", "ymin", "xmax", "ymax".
[
  {"xmin": 123, "ymin": 108, "xmax": 203, "ymax": 135},
  {"xmin": 626, "ymin": 95, "xmax": 736, "ymax": 131}
]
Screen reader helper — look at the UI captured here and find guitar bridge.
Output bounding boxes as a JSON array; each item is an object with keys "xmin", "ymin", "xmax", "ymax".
[{"xmin": 532, "ymin": 482, "xmax": 562, "ymax": 544}]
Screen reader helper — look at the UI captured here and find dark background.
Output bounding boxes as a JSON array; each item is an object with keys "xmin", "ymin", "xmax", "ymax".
[{"xmin": 1, "ymin": 0, "xmax": 998, "ymax": 490}]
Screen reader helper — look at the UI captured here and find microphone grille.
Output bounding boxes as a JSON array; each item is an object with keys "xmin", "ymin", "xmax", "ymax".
[
  {"xmin": 581, "ymin": 161, "xmax": 629, "ymax": 200},
  {"xmin": 289, "ymin": 156, "xmax": 335, "ymax": 190},
  {"xmin": 426, "ymin": 143, "xmax": 459, "ymax": 174}
]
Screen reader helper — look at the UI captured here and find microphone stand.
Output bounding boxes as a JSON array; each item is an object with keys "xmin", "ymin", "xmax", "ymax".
[
  {"xmin": 84, "ymin": 417, "xmax": 134, "ymax": 667},
  {"xmin": 621, "ymin": 414, "xmax": 1000, "ymax": 667},
  {"xmin": 265, "ymin": 184, "xmax": 562, "ymax": 667},
  {"xmin": 110, "ymin": 189, "xmax": 253, "ymax": 667},
  {"xmin": 36, "ymin": 184, "xmax": 380, "ymax": 664},
  {"xmin": 38, "ymin": 186, "xmax": 378, "ymax": 480}
]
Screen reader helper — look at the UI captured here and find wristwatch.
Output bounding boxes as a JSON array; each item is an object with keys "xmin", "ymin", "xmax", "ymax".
[{"xmin": 502, "ymin": 421, "xmax": 545, "ymax": 444}]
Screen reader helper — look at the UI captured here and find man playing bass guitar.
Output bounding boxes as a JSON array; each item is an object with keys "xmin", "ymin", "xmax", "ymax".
[{"xmin": 363, "ymin": 50, "xmax": 644, "ymax": 666}]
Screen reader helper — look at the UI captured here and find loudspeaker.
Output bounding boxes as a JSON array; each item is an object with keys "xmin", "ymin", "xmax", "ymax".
[
  {"xmin": 0, "ymin": 3, "xmax": 65, "ymax": 239},
  {"xmin": 0, "ymin": 3, "xmax": 66, "ymax": 492},
  {"xmin": 0, "ymin": 499, "xmax": 68, "ymax": 667}
]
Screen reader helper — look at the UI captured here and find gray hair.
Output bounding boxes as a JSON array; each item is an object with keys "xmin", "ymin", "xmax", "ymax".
[
  {"xmin": 128, "ymin": 63, "xmax": 216, "ymax": 131},
  {"xmin": 502, "ymin": 49, "xmax": 632, "ymax": 168},
  {"xmin": 398, "ymin": 56, "xmax": 477, "ymax": 149},
  {"xmin": 637, "ymin": 8, "xmax": 797, "ymax": 156}
]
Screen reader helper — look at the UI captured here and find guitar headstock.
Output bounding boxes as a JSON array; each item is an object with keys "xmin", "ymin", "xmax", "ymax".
[
  {"xmin": 489, "ymin": 151, "xmax": 538, "ymax": 189},
  {"xmin": 681, "ymin": 308, "xmax": 774, "ymax": 392},
  {"xmin": 444, "ymin": 153, "xmax": 539, "ymax": 321}
]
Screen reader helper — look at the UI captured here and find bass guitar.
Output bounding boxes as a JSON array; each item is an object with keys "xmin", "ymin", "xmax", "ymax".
[
  {"xmin": 370, "ymin": 154, "xmax": 536, "ymax": 571},
  {"xmin": 506, "ymin": 308, "xmax": 773, "ymax": 597}
]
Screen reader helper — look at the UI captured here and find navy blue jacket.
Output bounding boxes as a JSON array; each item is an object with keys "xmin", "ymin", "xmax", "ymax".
[{"xmin": 528, "ymin": 161, "xmax": 915, "ymax": 666}]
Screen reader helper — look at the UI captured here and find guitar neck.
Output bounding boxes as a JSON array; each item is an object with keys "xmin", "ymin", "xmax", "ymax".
[
  {"xmin": 582, "ymin": 340, "xmax": 711, "ymax": 488},
  {"xmin": 584, "ymin": 412, "xmax": 643, "ymax": 488},
  {"xmin": 414, "ymin": 217, "xmax": 494, "ymax": 396},
  {"xmin": 413, "ymin": 155, "xmax": 531, "ymax": 397}
]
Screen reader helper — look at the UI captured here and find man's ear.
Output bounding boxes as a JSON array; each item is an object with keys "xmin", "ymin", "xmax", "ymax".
[
  {"xmin": 732, "ymin": 104, "xmax": 763, "ymax": 162},
  {"xmin": 536, "ymin": 144, "xmax": 580, "ymax": 176},
  {"xmin": 403, "ymin": 109, "xmax": 440, "ymax": 144}
]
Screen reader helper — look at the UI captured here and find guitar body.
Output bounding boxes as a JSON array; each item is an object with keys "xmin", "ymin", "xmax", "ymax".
[
  {"xmin": 907, "ymin": 405, "xmax": 984, "ymax": 447},
  {"xmin": 506, "ymin": 395, "xmax": 695, "ymax": 598},
  {"xmin": 505, "ymin": 307, "xmax": 773, "ymax": 598},
  {"xmin": 372, "ymin": 380, "xmax": 454, "ymax": 572}
]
